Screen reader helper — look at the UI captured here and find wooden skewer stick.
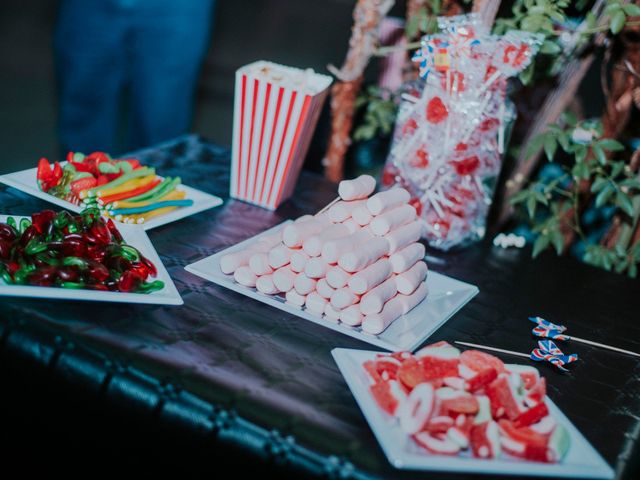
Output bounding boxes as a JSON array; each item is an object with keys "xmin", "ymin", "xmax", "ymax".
[
  {"xmin": 566, "ymin": 336, "xmax": 640, "ymax": 358},
  {"xmin": 454, "ymin": 341, "xmax": 530, "ymax": 359},
  {"xmin": 316, "ymin": 196, "xmax": 340, "ymax": 215}
]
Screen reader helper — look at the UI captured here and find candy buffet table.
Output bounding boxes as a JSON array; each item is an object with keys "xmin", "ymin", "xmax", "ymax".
[{"xmin": 0, "ymin": 135, "xmax": 638, "ymax": 479}]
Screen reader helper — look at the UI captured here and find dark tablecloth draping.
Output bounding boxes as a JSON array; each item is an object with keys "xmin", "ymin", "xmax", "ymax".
[{"xmin": 1, "ymin": 135, "xmax": 638, "ymax": 479}]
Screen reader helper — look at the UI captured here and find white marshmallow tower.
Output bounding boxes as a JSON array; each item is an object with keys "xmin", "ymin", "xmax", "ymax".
[{"xmin": 219, "ymin": 174, "xmax": 429, "ymax": 334}]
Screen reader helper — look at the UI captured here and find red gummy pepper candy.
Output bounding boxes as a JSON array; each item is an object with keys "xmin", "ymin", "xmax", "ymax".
[{"xmin": 118, "ymin": 270, "xmax": 143, "ymax": 292}]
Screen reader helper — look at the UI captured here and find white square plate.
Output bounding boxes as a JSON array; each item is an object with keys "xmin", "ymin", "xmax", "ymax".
[
  {"xmin": 0, "ymin": 214, "xmax": 182, "ymax": 305},
  {"xmin": 332, "ymin": 348, "xmax": 614, "ymax": 479},
  {"xmin": 0, "ymin": 166, "xmax": 223, "ymax": 230},
  {"xmin": 185, "ymin": 222, "xmax": 479, "ymax": 352}
]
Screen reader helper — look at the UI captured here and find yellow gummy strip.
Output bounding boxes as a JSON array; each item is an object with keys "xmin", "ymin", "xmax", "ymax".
[
  {"xmin": 111, "ymin": 189, "xmax": 185, "ymax": 209},
  {"xmin": 96, "ymin": 175, "xmax": 157, "ymax": 198},
  {"xmin": 120, "ymin": 205, "xmax": 179, "ymax": 224}
]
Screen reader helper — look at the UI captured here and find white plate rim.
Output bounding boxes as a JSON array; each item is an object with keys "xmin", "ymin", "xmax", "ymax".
[
  {"xmin": 0, "ymin": 213, "xmax": 183, "ymax": 305},
  {"xmin": 0, "ymin": 166, "xmax": 223, "ymax": 230},
  {"xmin": 184, "ymin": 222, "xmax": 480, "ymax": 352}
]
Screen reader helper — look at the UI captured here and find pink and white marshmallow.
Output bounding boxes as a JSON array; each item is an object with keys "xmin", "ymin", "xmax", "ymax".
[
  {"xmin": 321, "ymin": 228, "xmax": 372, "ymax": 264},
  {"xmin": 289, "ymin": 250, "xmax": 310, "ymax": 273},
  {"xmin": 338, "ymin": 174, "xmax": 376, "ymax": 201},
  {"xmin": 316, "ymin": 278, "xmax": 336, "ymax": 299},
  {"xmin": 272, "ymin": 267, "xmax": 297, "ymax": 292},
  {"xmin": 268, "ymin": 244, "xmax": 294, "ymax": 269},
  {"xmin": 249, "ymin": 252, "xmax": 274, "ymax": 276},
  {"xmin": 348, "ymin": 258, "xmax": 392, "ymax": 295},
  {"xmin": 324, "ymin": 303, "xmax": 342, "ymax": 322},
  {"xmin": 285, "ymin": 289, "xmax": 306, "ymax": 307},
  {"xmin": 327, "ymin": 199, "xmax": 366, "ymax": 223},
  {"xmin": 330, "ymin": 288, "xmax": 359, "ymax": 310},
  {"xmin": 389, "ymin": 242, "xmax": 426, "ymax": 273},
  {"xmin": 294, "ymin": 274, "xmax": 317, "ymax": 295},
  {"xmin": 366, "ymin": 187, "xmax": 411, "ymax": 215},
  {"xmin": 340, "ymin": 304, "xmax": 364, "ymax": 326},
  {"xmin": 360, "ymin": 276, "xmax": 398, "ymax": 315},
  {"xmin": 233, "ymin": 266, "xmax": 258, "ymax": 287},
  {"xmin": 338, "ymin": 236, "xmax": 389, "ymax": 273},
  {"xmin": 370, "ymin": 204, "xmax": 417, "ymax": 236},
  {"xmin": 385, "ymin": 220, "xmax": 423, "ymax": 254},
  {"xmin": 256, "ymin": 275, "xmax": 280, "ymax": 295},
  {"xmin": 326, "ymin": 266, "xmax": 351, "ymax": 289},
  {"xmin": 303, "ymin": 223, "xmax": 349, "ymax": 257},
  {"xmin": 305, "ymin": 292, "xmax": 329, "ymax": 315},
  {"xmin": 304, "ymin": 257, "xmax": 329, "ymax": 279},
  {"xmin": 351, "ymin": 206, "xmax": 373, "ymax": 226},
  {"xmin": 362, "ymin": 282, "xmax": 428, "ymax": 334},
  {"xmin": 396, "ymin": 261, "xmax": 428, "ymax": 295}
]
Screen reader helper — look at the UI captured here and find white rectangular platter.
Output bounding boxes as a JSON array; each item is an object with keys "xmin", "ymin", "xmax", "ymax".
[
  {"xmin": 185, "ymin": 222, "xmax": 479, "ymax": 352},
  {"xmin": 332, "ymin": 348, "xmax": 614, "ymax": 479},
  {"xmin": 0, "ymin": 214, "xmax": 182, "ymax": 305},
  {"xmin": 0, "ymin": 166, "xmax": 223, "ymax": 230}
]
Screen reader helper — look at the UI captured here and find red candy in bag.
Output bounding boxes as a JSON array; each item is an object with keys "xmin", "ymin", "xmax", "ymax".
[{"xmin": 426, "ymin": 96, "xmax": 448, "ymax": 124}]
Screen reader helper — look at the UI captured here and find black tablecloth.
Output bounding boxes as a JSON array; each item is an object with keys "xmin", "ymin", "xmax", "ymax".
[{"xmin": 1, "ymin": 135, "xmax": 639, "ymax": 479}]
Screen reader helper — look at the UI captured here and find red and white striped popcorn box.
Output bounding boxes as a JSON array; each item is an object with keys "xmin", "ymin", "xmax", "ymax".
[{"xmin": 230, "ymin": 61, "xmax": 332, "ymax": 210}]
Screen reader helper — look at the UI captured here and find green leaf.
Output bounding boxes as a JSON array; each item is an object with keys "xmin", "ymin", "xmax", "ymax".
[
  {"xmin": 532, "ymin": 235, "xmax": 550, "ymax": 258},
  {"xmin": 610, "ymin": 10, "xmax": 626, "ymax": 35},
  {"xmin": 591, "ymin": 177, "xmax": 608, "ymax": 193},
  {"xmin": 562, "ymin": 111, "xmax": 578, "ymax": 127},
  {"xmin": 557, "ymin": 133, "xmax": 570, "ymax": 152},
  {"xmin": 593, "ymin": 144, "xmax": 607, "ymax": 165},
  {"xmin": 510, "ymin": 190, "xmax": 531, "ymax": 205},
  {"xmin": 352, "ymin": 124, "xmax": 376, "ymax": 142},
  {"xmin": 540, "ymin": 39, "xmax": 562, "ymax": 54},
  {"xmin": 534, "ymin": 190, "xmax": 549, "ymax": 206},
  {"xmin": 610, "ymin": 161, "xmax": 626, "ymax": 178},
  {"xmin": 575, "ymin": 145, "xmax": 588, "ymax": 164},
  {"xmin": 550, "ymin": 229, "xmax": 564, "ymax": 255},
  {"xmin": 572, "ymin": 161, "xmax": 590, "ymax": 180},
  {"xmin": 586, "ymin": 11, "xmax": 597, "ymax": 29},
  {"xmin": 519, "ymin": 63, "xmax": 535, "ymax": 85},
  {"xmin": 620, "ymin": 178, "xmax": 640, "ymax": 190},
  {"xmin": 616, "ymin": 191, "xmax": 635, "ymax": 216},
  {"xmin": 595, "ymin": 184, "xmax": 614, "ymax": 208},
  {"xmin": 605, "ymin": 3, "xmax": 623, "ymax": 15},
  {"xmin": 629, "ymin": 262, "xmax": 638, "ymax": 278},
  {"xmin": 525, "ymin": 134, "xmax": 546, "ymax": 160},
  {"xmin": 543, "ymin": 135, "xmax": 557, "ymax": 161},
  {"xmin": 527, "ymin": 195, "xmax": 537, "ymax": 218},
  {"xmin": 598, "ymin": 138, "xmax": 625, "ymax": 151},
  {"xmin": 623, "ymin": 4, "xmax": 640, "ymax": 16}
]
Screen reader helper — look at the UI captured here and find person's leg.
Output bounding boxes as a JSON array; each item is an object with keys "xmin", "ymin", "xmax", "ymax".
[
  {"xmin": 127, "ymin": 0, "xmax": 215, "ymax": 149},
  {"xmin": 54, "ymin": 0, "xmax": 127, "ymax": 153}
]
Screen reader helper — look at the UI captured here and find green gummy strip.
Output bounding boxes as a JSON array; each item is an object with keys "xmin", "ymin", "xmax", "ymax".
[
  {"xmin": 112, "ymin": 199, "xmax": 194, "ymax": 215},
  {"xmin": 86, "ymin": 166, "xmax": 155, "ymax": 196},
  {"xmin": 124, "ymin": 177, "xmax": 180, "ymax": 204}
]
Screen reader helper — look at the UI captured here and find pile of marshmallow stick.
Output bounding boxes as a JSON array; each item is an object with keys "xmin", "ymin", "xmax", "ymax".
[{"xmin": 219, "ymin": 175, "xmax": 429, "ymax": 335}]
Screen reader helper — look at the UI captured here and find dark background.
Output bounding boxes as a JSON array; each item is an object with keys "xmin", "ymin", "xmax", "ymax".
[{"xmin": 0, "ymin": 0, "xmax": 382, "ymax": 174}]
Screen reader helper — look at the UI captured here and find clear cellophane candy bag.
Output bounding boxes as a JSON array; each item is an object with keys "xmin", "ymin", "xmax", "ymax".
[{"xmin": 382, "ymin": 15, "xmax": 541, "ymax": 250}]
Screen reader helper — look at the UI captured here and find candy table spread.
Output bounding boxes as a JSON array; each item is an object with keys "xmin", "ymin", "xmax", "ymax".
[{"xmin": 0, "ymin": 135, "xmax": 639, "ymax": 479}]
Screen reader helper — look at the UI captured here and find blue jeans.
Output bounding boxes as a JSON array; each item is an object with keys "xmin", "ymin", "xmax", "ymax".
[{"xmin": 55, "ymin": 0, "xmax": 215, "ymax": 154}]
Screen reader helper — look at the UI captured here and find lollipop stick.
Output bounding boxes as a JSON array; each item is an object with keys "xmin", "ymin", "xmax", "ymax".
[
  {"xmin": 454, "ymin": 341, "xmax": 530, "ymax": 358},
  {"xmin": 570, "ymin": 336, "xmax": 640, "ymax": 358}
]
